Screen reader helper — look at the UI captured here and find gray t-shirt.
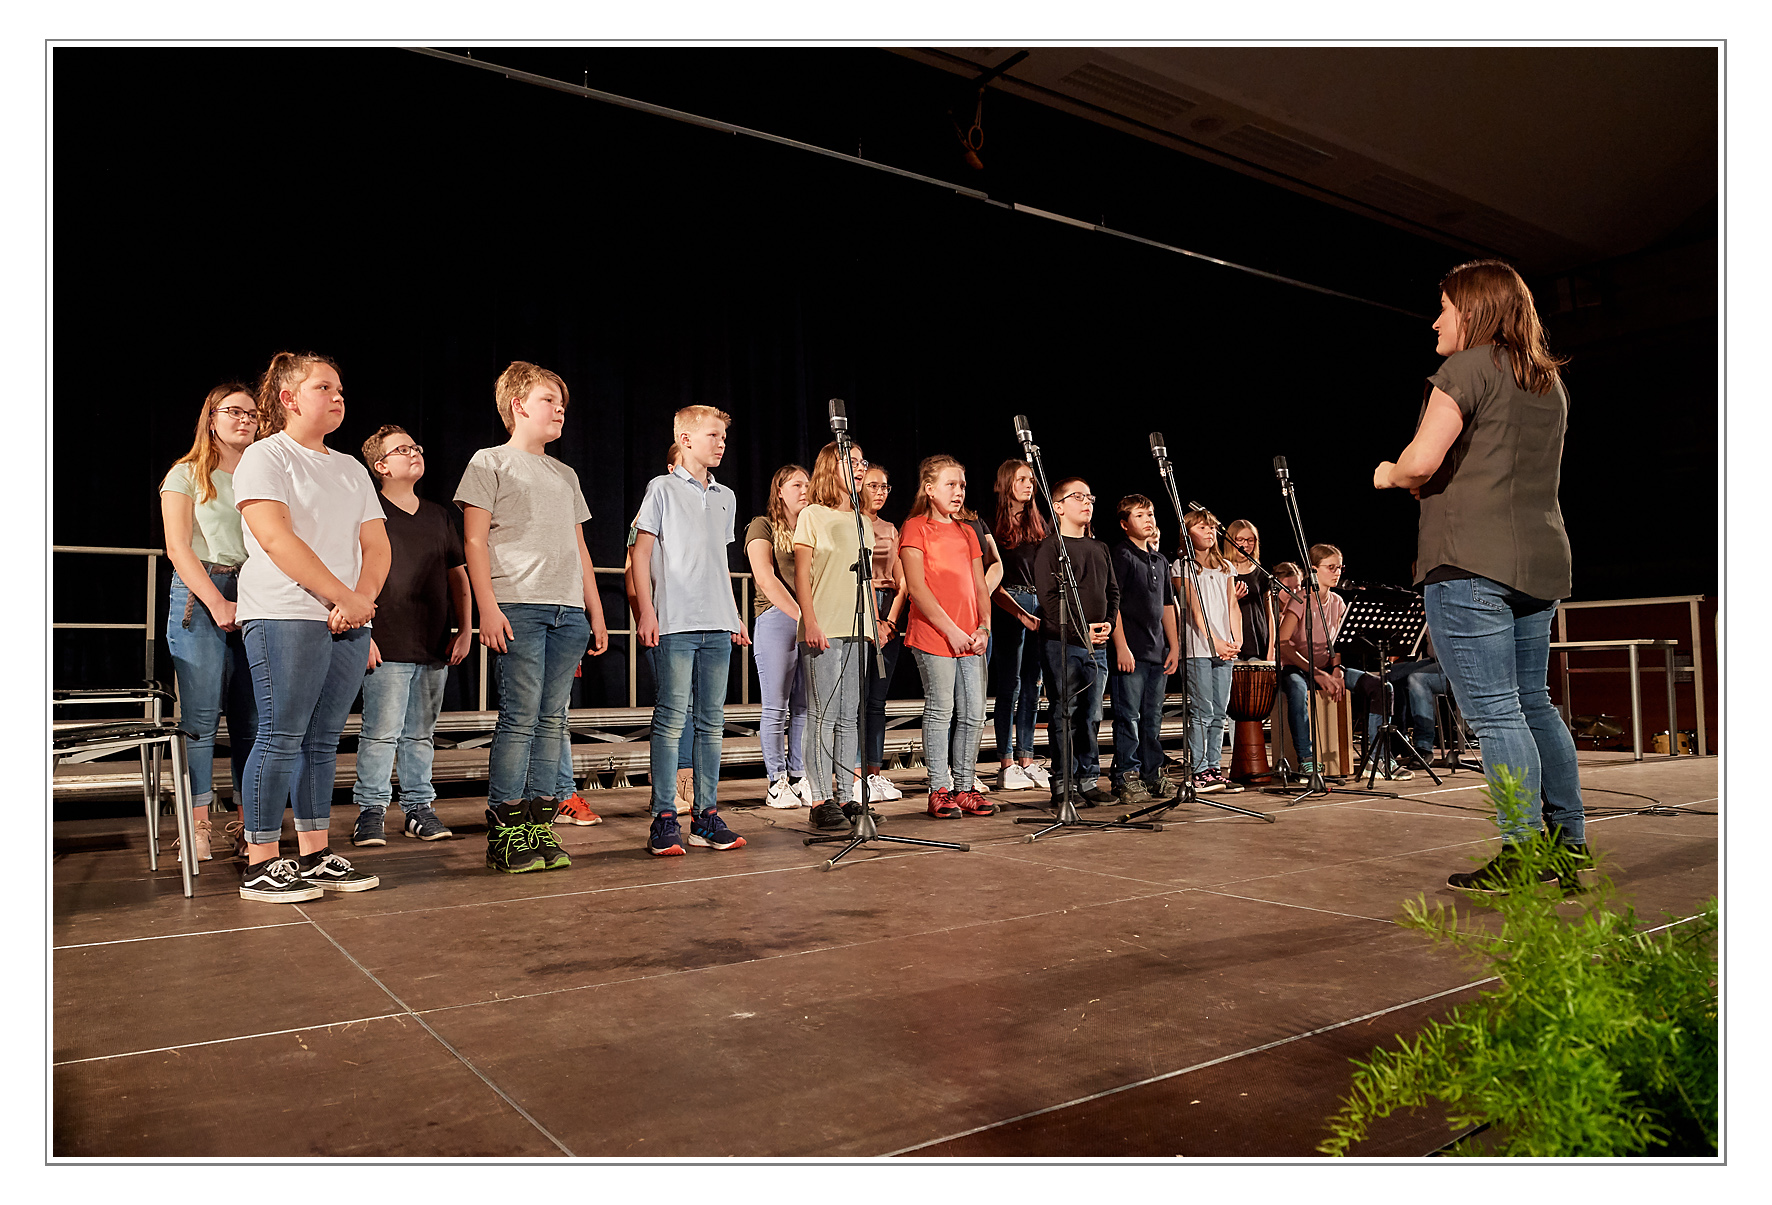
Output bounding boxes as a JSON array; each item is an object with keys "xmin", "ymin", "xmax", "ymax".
[
  {"xmin": 633, "ymin": 466, "xmax": 742, "ymax": 635},
  {"xmin": 453, "ymin": 445, "xmax": 592, "ymax": 608},
  {"xmin": 1416, "ymin": 346, "xmax": 1572, "ymax": 602}
]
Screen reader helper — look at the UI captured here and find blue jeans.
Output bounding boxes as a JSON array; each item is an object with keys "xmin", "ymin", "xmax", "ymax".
[
  {"xmin": 166, "ymin": 567, "xmax": 257, "ymax": 809},
  {"xmin": 753, "ymin": 605, "xmax": 807, "ymax": 778},
  {"xmin": 1424, "ymin": 576, "xmax": 1584, "ymax": 844},
  {"xmin": 1184, "ymin": 657, "xmax": 1234, "ymax": 773},
  {"xmin": 911, "ymin": 648, "xmax": 986, "ymax": 792},
  {"xmin": 651, "ymin": 630, "xmax": 731, "ymax": 815},
  {"xmin": 1278, "ymin": 663, "xmax": 1374, "ymax": 766},
  {"xmin": 488, "ymin": 604, "xmax": 589, "ymax": 806},
  {"xmin": 1110, "ymin": 659, "xmax": 1167, "ymax": 786},
  {"xmin": 1387, "ymin": 658, "xmax": 1449, "ymax": 756},
  {"xmin": 802, "ymin": 637, "xmax": 865, "ymax": 803},
  {"xmin": 240, "ymin": 620, "xmax": 370, "ymax": 845},
  {"xmin": 864, "ymin": 587, "xmax": 903, "ymax": 770},
  {"xmin": 1043, "ymin": 639, "xmax": 1109, "ymax": 791},
  {"xmin": 353, "ymin": 661, "xmax": 448, "ymax": 811},
  {"xmin": 991, "ymin": 587, "xmax": 1044, "ymax": 760}
]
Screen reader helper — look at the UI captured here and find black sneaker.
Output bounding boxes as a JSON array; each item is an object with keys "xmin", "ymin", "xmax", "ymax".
[
  {"xmin": 296, "ymin": 848, "xmax": 381, "ymax": 892},
  {"xmin": 1447, "ymin": 845, "xmax": 1559, "ymax": 894},
  {"xmin": 487, "ymin": 804, "xmax": 547, "ymax": 873},
  {"xmin": 842, "ymin": 800, "xmax": 885, "ymax": 826},
  {"xmin": 1080, "ymin": 785, "xmax": 1117, "ymax": 806},
  {"xmin": 401, "ymin": 807, "xmax": 453, "ymax": 842},
  {"xmin": 688, "ymin": 806, "xmax": 747, "ymax": 850},
  {"xmin": 810, "ymin": 801, "xmax": 850, "ymax": 830},
  {"xmin": 239, "ymin": 857, "xmax": 324, "ymax": 903},
  {"xmin": 648, "ymin": 810, "xmax": 686, "ymax": 856},
  {"xmin": 526, "ymin": 798, "xmax": 571, "ymax": 870},
  {"xmin": 351, "ymin": 808, "xmax": 387, "ymax": 847},
  {"xmin": 1552, "ymin": 842, "xmax": 1599, "ymax": 893}
]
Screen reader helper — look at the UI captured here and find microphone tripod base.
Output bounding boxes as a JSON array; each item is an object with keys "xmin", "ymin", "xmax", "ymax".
[
  {"xmin": 1120, "ymin": 778, "xmax": 1275, "ymax": 824},
  {"xmin": 1014, "ymin": 790, "xmax": 1162, "ymax": 840},
  {"xmin": 804, "ymin": 804, "xmax": 971, "ymax": 869}
]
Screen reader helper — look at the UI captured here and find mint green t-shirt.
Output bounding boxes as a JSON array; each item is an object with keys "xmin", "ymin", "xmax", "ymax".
[{"xmin": 160, "ymin": 463, "xmax": 248, "ymax": 566}]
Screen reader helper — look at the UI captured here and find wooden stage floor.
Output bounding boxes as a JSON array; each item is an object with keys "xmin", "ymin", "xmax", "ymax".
[{"xmin": 51, "ymin": 751, "xmax": 1719, "ymax": 1158}]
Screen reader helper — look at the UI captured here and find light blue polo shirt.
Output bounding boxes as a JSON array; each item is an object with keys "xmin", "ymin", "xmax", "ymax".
[{"xmin": 633, "ymin": 465, "xmax": 743, "ymax": 635}]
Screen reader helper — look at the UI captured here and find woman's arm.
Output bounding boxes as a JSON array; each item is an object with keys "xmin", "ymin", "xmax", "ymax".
[
  {"xmin": 748, "ymin": 538, "xmax": 800, "ymax": 618},
  {"xmin": 979, "ymin": 533, "xmax": 1004, "ymax": 596},
  {"xmin": 1375, "ymin": 387, "xmax": 1464, "ymax": 492},
  {"xmin": 1264, "ymin": 591, "xmax": 1277, "ymax": 662},
  {"xmin": 902, "ymin": 546, "xmax": 970, "ymax": 655},
  {"xmin": 239, "ymin": 499, "xmax": 374, "ymax": 625},
  {"xmin": 1217, "ymin": 574, "xmax": 1242, "ymax": 660},
  {"xmin": 160, "ymin": 489, "xmax": 235, "ymax": 629}
]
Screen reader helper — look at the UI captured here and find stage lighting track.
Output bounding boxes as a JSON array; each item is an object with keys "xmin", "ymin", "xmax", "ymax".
[{"xmin": 407, "ymin": 47, "xmax": 1427, "ymax": 320}]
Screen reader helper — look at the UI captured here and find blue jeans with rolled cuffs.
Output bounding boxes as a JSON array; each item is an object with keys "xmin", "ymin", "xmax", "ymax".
[
  {"xmin": 488, "ymin": 604, "xmax": 589, "ymax": 807},
  {"xmin": 166, "ymin": 567, "xmax": 257, "ymax": 809},
  {"xmin": 240, "ymin": 620, "xmax": 370, "ymax": 845},
  {"xmin": 353, "ymin": 661, "xmax": 448, "ymax": 812},
  {"xmin": 991, "ymin": 587, "xmax": 1045, "ymax": 760},
  {"xmin": 754, "ymin": 605, "xmax": 808, "ymax": 779},
  {"xmin": 1424, "ymin": 576, "xmax": 1583, "ymax": 845},
  {"xmin": 912, "ymin": 647, "xmax": 986, "ymax": 793},
  {"xmin": 650, "ymin": 630, "xmax": 731, "ymax": 816}
]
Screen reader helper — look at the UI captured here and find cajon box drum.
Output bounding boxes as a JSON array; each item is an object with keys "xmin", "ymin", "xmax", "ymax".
[{"xmin": 1270, "ymin": 680, "xmax": 1356, "ymax": 777}]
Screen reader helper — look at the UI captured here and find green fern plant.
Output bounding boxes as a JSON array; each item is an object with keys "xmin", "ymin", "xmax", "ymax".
[{"xmin": 1319, "ymin": 768, "xmax": 1717, "ymax": 1157}]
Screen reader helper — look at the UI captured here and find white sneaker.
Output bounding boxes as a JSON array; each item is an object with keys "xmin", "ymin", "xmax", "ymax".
[
  {"xmin": 1022, "ymin": 762, "xmax": 1051, "ymax": 790},
  {"xmin": 972, "ymin": 777, "xmax": 991, "ymax": 795},
  {"xmin": 999, "ymin": 763, "xmax": 1038, "ymax": 791},
  {"xmin": 793, "ymin": 775, "xmax": 818, "ymax": 808},
  {"xmin": 863, "ymin": 773, "xmax": 903, "ymax": 801},
  {"xmin": 765, "ymin": 774, "xmax": 800, "ymax": 809}
]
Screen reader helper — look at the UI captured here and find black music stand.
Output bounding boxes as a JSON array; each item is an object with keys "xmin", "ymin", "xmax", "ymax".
[{"xmin": 1337, "ymin": 595, "xmax": 1441, "ymax": 789}]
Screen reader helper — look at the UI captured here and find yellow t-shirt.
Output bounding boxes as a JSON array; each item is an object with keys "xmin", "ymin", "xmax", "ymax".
[{"xmin": 791, "ymin": 503, "xmax": 877, "ymax": 642}]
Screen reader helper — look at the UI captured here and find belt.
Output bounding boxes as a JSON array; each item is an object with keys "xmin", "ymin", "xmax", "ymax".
[{"xmin": 182, "ymin": 561, "xmax": 242, "ymax": 629}]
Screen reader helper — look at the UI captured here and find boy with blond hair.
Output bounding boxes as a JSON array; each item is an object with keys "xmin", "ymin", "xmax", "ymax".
[
  {"xmin": 454, "ymin": 362, "xmax": 609, "ymax": 873},
  {"xmin": 631, "ymin": 404, "xmax": 750, "ymax": 856}
]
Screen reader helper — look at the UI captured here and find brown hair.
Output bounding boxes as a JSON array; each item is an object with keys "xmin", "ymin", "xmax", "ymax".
[
  {"xmin": 494, "ymin": 361, "xmax": 570, "ymax": 433},
  {"xmin": 1184, "ymin": 507, "xmax": 1228, "ymax": 571},
  {"xmin": 255, "ymin": 352, "xmax": 340, "ymax": 438},
  {"xmin": 808, "ymin": 440, "xmax": 865, "ymax": 509},
  {"xmin": 766, "ymin": 463, "xmax": 810, "ymax": 554},
  {"xmin": 1116, "ymin": 494, "xmax": 1154, "ymax": 525},
  {"xmin": 171, "ymin": 383, "xmax": 257, "ymax": 504},
  {"xmin": 1224, "ymin": 519, "xmax": 1261, "ymax": 568},
  {"xmin": 1050, "ymin": 476, "xmax": 1093, "ymax": 538},
  {"xmin": 992, "ymin": 458, "xmax": 1047, "ymax": 549},
  {"xmin": 907, "ymin": 454, "xmax": 965, "ymax": 521},
  {"xmin": 360, "ymin": 424, "xmax": 410, "ymax": 484},
  {"xmin": 1308, "ymin": 543, "xmax": 1342, "ymax": 568},
  {"xmin": 1272, "ymin": 561, "xmax": 1302, "ymax": 581},
  {"xmin": 665, "ymin": 442, "xmax": 683, "ymax": 469},
  {"xmin": 1439, "ymin": 259, "xmax": 1566, "ymax": 395}
]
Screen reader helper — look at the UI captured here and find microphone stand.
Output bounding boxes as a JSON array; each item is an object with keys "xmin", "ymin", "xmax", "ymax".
[
  {"xmin": 1120, "ymin": 452, "xmax": 1272, "ymax": 825},
  {"xmin": 807, "ymin": 400, "xmax": 971, "ymax": 868},
  {"xmin": 1012, "ymin": 418, "xmax": 1160, "ymax": 840}
]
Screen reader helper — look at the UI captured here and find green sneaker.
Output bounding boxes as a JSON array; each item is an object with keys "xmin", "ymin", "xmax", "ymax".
[
  {"xmin": 526, "ymin": 797, "xmax": 571, "ymax": 870},
  {"xmin": 485, "ymin": 804, "xmax": 546, "ymax": 874}
]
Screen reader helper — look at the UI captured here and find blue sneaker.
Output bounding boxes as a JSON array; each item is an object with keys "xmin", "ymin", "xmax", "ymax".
[
  {"xmin": 688, "ymin": 806, "xmax": 746, "ymax": 850},
  {"xmin": 400, "ymin": 807, "xmax": 453, "ymax": 841},
  {"xmin": 649, "ymin": 810, "xmax": 685, "ymax": 857},
  {"xmin": 351, "ymin": 807, "xmax": 387, "ymax": 847}
]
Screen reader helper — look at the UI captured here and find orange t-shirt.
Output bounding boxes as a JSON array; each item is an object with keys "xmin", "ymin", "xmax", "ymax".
[{"xmin": 900, "ymin": 514, "xmax": 983, "ymax": 657}]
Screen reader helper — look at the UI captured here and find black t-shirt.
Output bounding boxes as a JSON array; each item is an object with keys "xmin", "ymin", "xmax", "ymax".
[
  {"xmin": 1235, "ymin": 566, "xmax": 1270, "ymax": 659},
  {"xmin": 1111, "ymin": 540, "xmax": 1174, "ymax": 663},
  {"xmin": 998, "ymin": 537, "xmax": 1042, "ymax": 591},
  {"xmin": 1033, "ymin": 533, "xmax": 1119, "ymax": 640},
  {"xmin": 372, "ymin": 495, "xmax": 467, "ymax": 666}
]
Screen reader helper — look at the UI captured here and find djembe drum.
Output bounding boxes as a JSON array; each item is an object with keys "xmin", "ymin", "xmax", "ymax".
[{"xmin": 1228, "ymin": 660, "xmax": 1278, "ymax": 781}]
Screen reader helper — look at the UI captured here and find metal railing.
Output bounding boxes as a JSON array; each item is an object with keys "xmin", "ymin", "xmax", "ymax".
[
  {"xmin": 1555, "ymin": 594, "xmax": 1711, "ymax": 756},
  {"xmin": 52, "ymin": 546, "xmax": 756, "ymax": 714}
]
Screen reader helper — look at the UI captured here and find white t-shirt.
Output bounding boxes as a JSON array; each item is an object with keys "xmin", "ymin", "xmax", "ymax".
[
  {"xmin": 233, "ymin": 432, "xmax": 385, "ymax": 622},
  {"xmin": 1182, "ymin": 562, "xmax": 1238, "ymax": 660}
]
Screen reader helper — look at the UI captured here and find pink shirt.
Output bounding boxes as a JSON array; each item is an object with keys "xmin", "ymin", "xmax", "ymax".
[
  {"xmin": 1277, "ymin": 587, "xmax": 1345, "ymax": 671},
  {"xmin": 900, "ymin": 514, "xmax": 983, "ymax": 657}
]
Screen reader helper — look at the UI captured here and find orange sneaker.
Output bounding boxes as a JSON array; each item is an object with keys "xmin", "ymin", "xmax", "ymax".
[
  {"xmin": 953, "ymin": 789, "xmax": 995, "ymax": 817},
  {"xmin": 556, "ymin": 792, "xmax": 602, "ymax": 826}
]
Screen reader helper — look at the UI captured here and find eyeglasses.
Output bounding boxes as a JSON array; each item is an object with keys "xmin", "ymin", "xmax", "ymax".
[
  {"xmin": 852, "ymin": 459, "xmax": 870, "ymax": 473},
  {"xmin": 1322, "ymin": 562, "xmax": 1344, "ymax": 572},
  {"xmin": 214, "ymin": 406, "xmax": 258, "ymax": 423},
  {"xmin": 865, "ymin": 482, "xmax": 891, "ymax": 492},
  {"xmin": 1059, "ymin": 492, "xmax": 1096, "ymax": 504},
  {"xmin": 379, "ymin": 444, "xmax": 425, "ymax": 460}
]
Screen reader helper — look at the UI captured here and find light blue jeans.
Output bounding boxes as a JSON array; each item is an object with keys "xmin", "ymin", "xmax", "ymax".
[
  {"xmin": 1184, "ymin": 657, "xmax": 1234, "ymax": 774},
  {"xmin": 912, "ymin": 647, "xmax": 986, "ymax": 792},
  {"xmin": 488, "ymin": 604, "xmax": 589, "ymax": 806},
  {"xmin": 650, "ymin": 630, "xmax": 731, "ymax": 816},
  {"xmin": 1386, "ymin": 658, "xmax": 1450, "ymax": 756},
  {"xmin": 166, "ymin": 567, "xmax": 257, "ymax": 809},
  {"xmin": 1424, "ymin": 576, "xmax": 1584, "ymax": 844},
  {"xmin": 752, "ymin": 605, "xmax": 807, "ymax": 779},
  {"xmin": 802, "ymin": 637, "xmax": 866, "ymax": 803},
  {"xmin": 240, "ymin": 620, "xmax": 370, "ymax": 845},
  {"xmin": 353, "ymin": 660, "xmax": 448, "ymax": 812}
]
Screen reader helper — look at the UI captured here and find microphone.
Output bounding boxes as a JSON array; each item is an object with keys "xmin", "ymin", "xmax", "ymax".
[
  {"xmin": 1272, "ymin": 455, "xmax": 1290, "ymax": 482},
  {"xmin": 828, "ymin": 398, "xmax": 848, "ymax": 437},
  {"xmin": 1185, "ymin": 499, "xmax": 1207, "ymax": 514},
  {"xmin": 1014, "ymin": 414, "xmax": 1035, "ymax": 451},
  {"xmin": 1148, "ymin": 431, "xmax": 1171, "ymax": 476}
]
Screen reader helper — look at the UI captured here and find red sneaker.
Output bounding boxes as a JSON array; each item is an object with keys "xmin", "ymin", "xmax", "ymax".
[
  {"xmin": 556, "ymin": 792, "xmax": 602, "ymax": 826},
  {"xmin": 926, "ymin": 788, "xmax": 961, "ymax": 819},
  {"xmin": 953, "ymin": 789, "xmax": 995, "ymax": 817}
]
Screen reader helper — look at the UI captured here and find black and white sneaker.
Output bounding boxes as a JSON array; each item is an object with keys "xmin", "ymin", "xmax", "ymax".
[
  {"xmin": 240, "ymin": 857, "xmax": 324, "ymax": 904},
  {"xmin": 296, "ymin": 848, "xmax": 381, "ymax": 892},
  {"xmin": 401, "ymin": 807, "xmax": 453, "ymax": 841}
]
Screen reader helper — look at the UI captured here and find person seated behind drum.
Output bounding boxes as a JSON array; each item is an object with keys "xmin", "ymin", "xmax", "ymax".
[{"xmin": 1274, "ymin": 545, "xmax": 1384, "ymax": 777}]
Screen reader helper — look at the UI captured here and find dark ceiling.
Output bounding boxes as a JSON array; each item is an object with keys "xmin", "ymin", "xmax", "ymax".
[{"xmin": 899, "ymin": 46, "xmax": 1719, "ymax": 276}]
